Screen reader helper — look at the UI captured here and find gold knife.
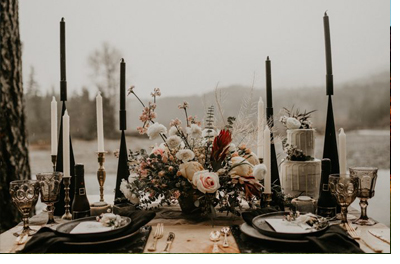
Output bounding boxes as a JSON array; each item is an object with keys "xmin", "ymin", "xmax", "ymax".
[
  {"xmin": 368, "ymin": 230, "xmax": 390, "ymax": 244},
  {"xmin": 162, "ymin": 232, "xmax": 175, "ymax": 253}
]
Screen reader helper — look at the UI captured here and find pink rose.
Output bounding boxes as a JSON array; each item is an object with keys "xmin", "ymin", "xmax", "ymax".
[{"xmin": 192, "ymin": 170, "xmax": 220, "ymax": 194}]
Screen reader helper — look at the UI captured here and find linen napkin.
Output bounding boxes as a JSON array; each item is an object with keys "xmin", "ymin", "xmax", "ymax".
[
  {"xmin": 240, "ymin": 209, "xmax": 364, "ymax": 253},
  {"xmin": 19, "ymin": 210, "xmax": 156, "ymax": 253}
]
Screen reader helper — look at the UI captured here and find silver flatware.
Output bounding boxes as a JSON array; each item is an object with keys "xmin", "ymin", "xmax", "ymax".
[
  {"xmin": 368, "ymin": 230, "xmax": 390, "ymax": 244},
  {"xmin": 148, "ymin": 223, "xmax": 164, "ymax": 251},
  {"xmin": 162, "ymin": 232, "xmax": 175, "ymax": 253},
  {"xmin": 220, "ymin": 227, "xmax": 230, "ymax": 248}
]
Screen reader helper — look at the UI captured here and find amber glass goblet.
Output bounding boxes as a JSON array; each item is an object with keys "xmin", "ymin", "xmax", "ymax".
[
  {"xmin": 9, "ymin": 180, "xmax": 41, "ymax": 238},
  {"xmin": 36, "ymin": 172, "xmax": 63, "ymax": 224},
  {"xmin": 349, "ymin": 167, "xmax": 378, "ymax": 226},
  {"xmin": 328, "ymin": 174, "xmax": 360, "ymax": 226}
]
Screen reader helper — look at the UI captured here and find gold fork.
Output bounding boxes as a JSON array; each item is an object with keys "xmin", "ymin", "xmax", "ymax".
[
  {"xmin": 345, "ymin": 222, "xmax": 360, "ymax": 239},
  {"xmin": 148, "ymin": 223, "xmax": 164, "ymax": 251},
  {"xmin": 345, "ymin": 223, "xmax": 383, "ymax": 253}
]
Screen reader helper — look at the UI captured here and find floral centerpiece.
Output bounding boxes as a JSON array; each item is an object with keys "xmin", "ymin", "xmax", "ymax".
[{"xmin": 120, "ymin": 87, "xmax": 266, "ymax": 218}]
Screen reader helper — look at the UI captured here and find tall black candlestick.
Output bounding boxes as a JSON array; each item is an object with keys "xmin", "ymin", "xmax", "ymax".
[
  {"xmin": 114, "ymin": 59, "xmax": 129, "ymax": 203},
  {"xmin": 265, "ymin": 56, "xmax": 280, "ymax": 187},
  {"xmin": 322, "ymin": 12, "xmax": 339, "ymax": 175},
  {"xmin": 324, "ymin": 12, "xmax": 334, "ymax": 95},
  {"xmin": 60, "ymin": 18, "xmax": 67, "ymax": 101}
]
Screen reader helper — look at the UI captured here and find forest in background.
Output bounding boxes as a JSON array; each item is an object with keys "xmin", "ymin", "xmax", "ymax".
[
  {"xmin": 25, "ymin": 71, "xmax": 390, "ymax": 145},
  {"xmin": 24, "ymin": 43, "xmax": 389, "ymax": 145}
]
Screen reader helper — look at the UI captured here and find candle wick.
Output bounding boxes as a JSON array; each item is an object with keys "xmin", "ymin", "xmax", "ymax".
[
  {"xmin": 324, "ymin": 10, "xmax": 328, "ymax": 16},
  {"xmin": 121, "ymin": 58, "xmax": 125, "ymax": 63},
  {"xmin": 267, "ymin": 56, "xmax": 270, "ymax": 60},
  {"xmin": 61, "ymin": 17, "xmax": 65, "ymax": 22}
]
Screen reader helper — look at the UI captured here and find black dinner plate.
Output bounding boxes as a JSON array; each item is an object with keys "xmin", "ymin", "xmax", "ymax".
[
  {"xmin": 252, "ymin": 211, "xmax": 328, "ymax": 240},
  {"xmin": 240, "ymin": 223, "xmax": 308, "ymax": 243},
  {"xmin": 56, "ymin": 216, "xmax": 131, "ymax": 241}
]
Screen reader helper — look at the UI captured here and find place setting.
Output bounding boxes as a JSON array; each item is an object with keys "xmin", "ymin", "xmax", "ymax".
[{"xmin": 1, "ymin": 2, "xmax": 390, "ymax": 255}]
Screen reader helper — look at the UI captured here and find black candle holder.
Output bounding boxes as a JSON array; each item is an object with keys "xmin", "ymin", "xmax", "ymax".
[{"xmin": 322, "ymin": 96, "xmax": 339, "ymax": 174}]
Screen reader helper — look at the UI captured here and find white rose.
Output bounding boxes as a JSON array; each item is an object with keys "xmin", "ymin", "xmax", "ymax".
[
  {"xmin": 229, "ymin": 156, "xmax": 253, "ymax": 177},
  {"xmin": 186, "ymin": 124, "xmax": 202, "ymax": 138},
  {"xmin": 245, "ymin": 152, "xmax": 260, "ymax": 166},
  {"xmin": 169, "ymin": 126, "xmax": 178, "ymax": 136},
  {"xmin": 192, "ymin": 170, "xmax": 220, "ymax": 194},
  {"xmin": 176, "ymin": 149, "xmax": 195, "ymax": 162},
  {"xmin": 286, "ymin": 117, "xmax": 301, "ymax": 129},
  {"xmin": 120, "ymin": 179, "xmax": 139, "ymax": 205},
  {"xmin": 147, "ymin": 122, "xmax": 167, "ymax": 140},
  {"xmin": 179, "ymin": 161, "xmax": 204, "ymax": 181},
  {"xmin": 166, "ymin": 135, "xmax": 182, "ymax": 149},
  {"xmin": 128, "ymin": 173, "xmax": 139, "ymax": 183},
  {"xmin": 253, "ymin": 164, "xmax": 267, "ymax": 181}
]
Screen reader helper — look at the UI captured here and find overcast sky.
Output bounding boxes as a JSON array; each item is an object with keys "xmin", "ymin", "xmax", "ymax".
[{"xmin": 19, "ymin": 0, "xmax": 389, "ymax": 97}]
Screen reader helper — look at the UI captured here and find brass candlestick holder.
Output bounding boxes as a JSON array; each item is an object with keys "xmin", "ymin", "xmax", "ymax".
[
  {"xmin": 260, "ymin": 192, "xmax": 273, "ymax": 208},
  {"xmin": 61, "ymin": 175, "xmax": 72, "ymax": 220},
  {"xmin": 95, "ymin": 152, "xmax": 107, "ymax": 206},
  {"xmin": 51, "ymin": 155, "xmax": 57, "ymax": 172}
]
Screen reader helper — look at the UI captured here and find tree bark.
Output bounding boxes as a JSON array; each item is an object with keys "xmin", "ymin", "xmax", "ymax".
[{"xmin": 0, "ymin": 0, "xmax": 31, "ymax": 233}]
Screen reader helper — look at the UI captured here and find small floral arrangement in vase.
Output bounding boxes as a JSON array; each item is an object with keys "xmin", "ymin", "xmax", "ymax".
[{"xmin": 120, "ymin": 86, "xmax": 267, "ymax": 218}]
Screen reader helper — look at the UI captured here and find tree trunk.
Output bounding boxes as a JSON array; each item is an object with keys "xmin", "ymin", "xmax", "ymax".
[{"xmin": 0, "ymin": 0, "xmax": 31, "ymax": 233}]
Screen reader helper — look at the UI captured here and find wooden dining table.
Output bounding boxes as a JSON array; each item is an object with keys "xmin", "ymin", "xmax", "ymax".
[{"xmin": 0, "ymin": 202, "xmax": 390, "ymax": 254}]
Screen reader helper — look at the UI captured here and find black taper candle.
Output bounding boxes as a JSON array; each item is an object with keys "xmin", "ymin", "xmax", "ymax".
[
  {"xmin": 265, "ymin": 56, "xmax": 280, "ymax": 187},
  {"xmin": 120, "ymin": 58, "xmax": 126, "ymax": 130},
  {"xmin": 266, "ymin": 56, "xmax": 272, "ymax": 110},
  {"xmin": 60, "ymin": 18, "xmax": 67, "ymax": 101},
  {"xmin": 323, "ymin": 12, "xmax": 334, "ymax": 95}
]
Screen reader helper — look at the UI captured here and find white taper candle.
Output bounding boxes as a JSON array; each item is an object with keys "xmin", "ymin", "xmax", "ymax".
[
  {"xmin": 63, "ymin": 110, "xmax": 70, "ymax": 177},
  {"xmin": 257, "ymin": 97, "xmax": 264, "ymax": 159},
  {"xmin": 263, "ymin": 125, "xmax": 271, "ymax": 193},
  {"xmin": 96, "ymin": 92, "xmax": 105, "ymax": 152},
  {"xmin": 51, "ymin": 96, "xmax": 57, "ymax": 155},
  {"xmin": 339, "ymin": 128, "xmax": 347, "ymax": 175}
]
